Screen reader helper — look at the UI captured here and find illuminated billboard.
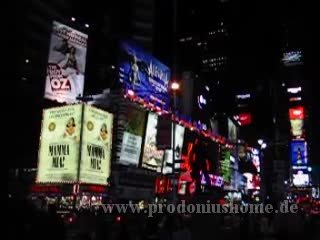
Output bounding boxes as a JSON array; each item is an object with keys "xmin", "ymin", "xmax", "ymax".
[
  {"xmin": 163, "ymin": 124, "xmax": 185, "ymax": 174},
  {"xmin": 142, "ymin": 113, "xmax": 165, "ymax": 171},
  {"xmin": 37, "ymin": 105, "xmax": 82, "ymax": 183},
  {"xmin": 234, "ymin": 113, "xmax": 252, "ymax": 126},
  {"xmin": 282, "ymin": 50, "xmax": 303, "ymax": 66},
  {"xmin": 289, "ymin": 106, "xmax": 304, "ymax": 120},
  {"xmin": 44, "ymin": 21, "xmax": 87, "ymax": 103},
  {"xmin": 119, "ymin": 106, "xmax": 146, "ymax": 165},
  {"xmin": 289, "ymin": 106, "xmax": 305, "ymax": 138},
  {"xmin": 200, "ymin": 172, "xmax": 224, "ymax": 187},
  {"xmin": 243, "ymin": 173, "xmax": 261, "ymax": 190},
  {"xmin": 37, "ymin": 105, "xmax": 113, "ymax": 185},
  {"xmin": 119, "ymin": 41, "xmax": 171, "ymax": 109},
  {"xmin": 290, "ymin": 119, "xmax": 304, "ymax": 137},
  {"xmin": 155, "ymin": 176, "xmax": 172, "ymax": 194},
  {"xmin": 287, "ymin": 87, "xmax": 302, "ymax": 94},
  {"xmin": 80, "ymin": 106, "xmax": 113, "ymax": 185},
  {"xmin": 293, "ymin": 171, "xmax": 309, "ymax": 186},
  {"xmin": 291, "ymin": 140, "xmax": 308, "ymax": 165},
  {"xmin": 252, "ymin": 151, "xmax": 260, "ymax": 173},
  {"xmin": 220, "ymin": 147, "xmax": 231, "ymax": 183}
]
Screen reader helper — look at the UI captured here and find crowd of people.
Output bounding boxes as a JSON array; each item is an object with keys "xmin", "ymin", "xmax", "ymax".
[{"xmin": 9, "ymin": 196, "xmax": 320, "ymax": 240}]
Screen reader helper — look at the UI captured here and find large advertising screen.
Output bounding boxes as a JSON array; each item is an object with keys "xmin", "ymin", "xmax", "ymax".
[
  {"xmin": 291, "ymin": 140, "xmax": 308, "ymax": 165},
  {"xmin": 119, "ymin": 41, "xmax": 171, "ymax": 109},
  {"xmin": 80, "ymin": 106, "xmax": 113, "ymax": 185},
  {"xmin": 119, "ymin": 106, "xmax": 146, "ymax": 165},
  {"xmin": 45, "ymin": 21, "xmax": 88, "ymax": 103},
  {"xmin": 142, "ymin": 113, "xmax": 164, "ymax": 171},
  {"xmin": 162, "ymin": 124, "xmax": 185, "ymax": 174},
  {"xmin": 37, "ymin": 105, "xmax": 82, "ymax": 183}
]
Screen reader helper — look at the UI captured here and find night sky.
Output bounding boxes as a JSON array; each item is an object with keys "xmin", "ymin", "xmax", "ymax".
[{"xmin": 12, "ymin": 0, "xmax": 319, "ymax": 168}]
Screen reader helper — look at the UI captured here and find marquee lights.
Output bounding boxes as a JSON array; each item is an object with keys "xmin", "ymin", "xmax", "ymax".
[{"xmin": 123, "ymin": 92, "xmax": 235, "ymax": 148}]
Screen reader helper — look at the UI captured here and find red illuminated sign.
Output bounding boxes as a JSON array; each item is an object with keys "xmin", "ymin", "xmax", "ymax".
[
  {"xmin": 84, "ymin": 185, "xmax": 106, "ymax": 193},
  {"xmin": 235, "ymin": 113, "xmax": 252, "ymax": 126},
  {"xmin": 289, "ymin": 106, "xmax": 304, "ymax": 120},
  {"xmin": 155, "ymin": 176, "xmax": 172, "ymax": 194},
  {"xmin": 31, "ymin": 185, "xmax": 62, "ymax": 193}
]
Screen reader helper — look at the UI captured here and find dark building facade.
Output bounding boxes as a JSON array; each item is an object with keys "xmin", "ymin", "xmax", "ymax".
[{"xmin": 176, "ymin": 0, "xmax": 235, "ymax": 135}]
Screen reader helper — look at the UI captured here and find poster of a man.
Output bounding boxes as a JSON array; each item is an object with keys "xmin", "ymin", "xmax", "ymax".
[{"xmin": 125, "ymin": 52, "xmax": 149, "ymax": 86}]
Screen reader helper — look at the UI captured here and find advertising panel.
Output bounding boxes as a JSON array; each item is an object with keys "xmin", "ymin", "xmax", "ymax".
[
  {"xmin": 235, "ymin": 113, "xmax": 252, "ymax": 126},
  {"xmin": 200, "ymin": 172, "xmax": 224, "ymax": 187},
  {"xmin": 155, "ymin": 176, "xmax": 172, "ymax": 194},
  {"xmin": 252, "ymin": 151, "xmax": 260, "ymax": 173},
  {"xmin": 178, "ymin": 171, "xmax": 196, "ymax": 195},
  {"xmin": 162, "ymin": 124, "xmax": 185, "ymax": 174},
  {"xmin": 80, "ymin": 106, "xmax": 113, "ymax": 185},
  {"xmin": 142, "ymin": 113, "xmax": 164, "ymax": 171},
  {"xmin": 291, "ymin": 140, "xmax": 308, "ymax": 165},
  {"xmin": 220, "ymin": 147, "xmax": 231, "ymax": 183},
  {"xmin": 293, "ymin": 171, "xmax": 309, "ymax": 186},
  {"xmin": 119, "ymin": 107, "xmax": 146, "ymax": 165},
  {"xmin": 290, "ymin": 119, "xmax": 304, "ymax": 137},
  {"xmin": 44, "ymin": 21, "xmax": 87, "ymax": 103},
  {"xmin": 37, "ymin": 105, "xmax": 82, "ymax": 183},
  {"xmin": 119, "ymin": 41, "xmax": 171, "ymax": 108},
  {"xmin": 243, "ymin": 173, "xmax": 261, "ymax": 190},
  {"xmin": 282, "ymin": 50, "xmax": 303, "ymax": 66},
  {"xmin": 289, "ymin": 106, "xmax": 304, "ymax": 120}
]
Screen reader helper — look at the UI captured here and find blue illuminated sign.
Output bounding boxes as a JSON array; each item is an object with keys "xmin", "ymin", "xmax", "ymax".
[
  {"xmin": 291, "ymin": 140, "xmax": 307, "ymax": 165},
  {"xmin": 119, "ymin": 41, "xmax": 171, "ymax": 109}
]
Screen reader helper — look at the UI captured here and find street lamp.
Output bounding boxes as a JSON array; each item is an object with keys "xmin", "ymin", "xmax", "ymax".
[
  {"xmin": 127, "ymin": 89, "xmax": 135, "ymax": 97},
  {"xmin": 171, "ymin": 82, "xmax": 180, "ymax": 91},
  {"xmin": 171, "ymin": 81, "xmax": 180, "ymax": 204}
]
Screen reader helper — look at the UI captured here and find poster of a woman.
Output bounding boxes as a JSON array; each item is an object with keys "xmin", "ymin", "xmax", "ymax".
[
  {"xmin": 63, "ymin": 117, "xmax": 78, "ymax": 141},
  {"xmin": 98, "ymin": 123, "xmax": 109, "ymax": 146}
]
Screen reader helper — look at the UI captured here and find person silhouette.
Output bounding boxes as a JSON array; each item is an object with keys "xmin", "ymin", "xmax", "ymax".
[{"xmin": 297, "ymin": 147, "xmax": 302, "ymax": 164}]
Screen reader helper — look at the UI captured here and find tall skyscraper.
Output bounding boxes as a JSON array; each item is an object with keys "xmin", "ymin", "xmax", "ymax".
[{"xmin": 176, "ymin": 0, "xmax": 234, "ymax": 133}]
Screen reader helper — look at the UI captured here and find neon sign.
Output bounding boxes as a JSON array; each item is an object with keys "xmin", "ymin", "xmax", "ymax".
[{"xmin": 200, "ymin": 172, "xmax": 224, "ymax": 187}]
